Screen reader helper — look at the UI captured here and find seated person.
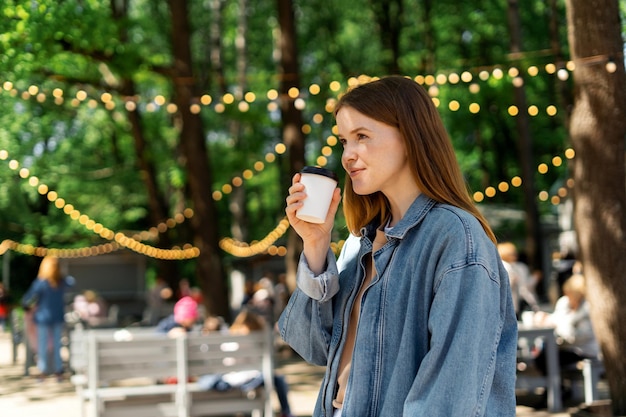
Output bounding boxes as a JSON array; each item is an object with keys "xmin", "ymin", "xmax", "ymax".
[
  {"xmin": 202, "ymin": 309, "xmax": 294, "ymax": 417},
  {"xmin": 202, "ymin": 315, "xmax": 228, "ymax": 333},
  {"xmin": 229, "ymin": 309, "xmax": 267, "ymax": 335},
  {"xmin": 72, "ymin": 290, "xmax": 109, "ymax": 327},
  {"xmin": 156, "ymin": 296, "xmax": 199, "ymax": 337},
  {"xmin": 498, "ymin": 241, "xmax": 540, "ymax": 317},
  {"xmin": 533, "ymin": 273, "xmax": 600, "ymax": 375}
]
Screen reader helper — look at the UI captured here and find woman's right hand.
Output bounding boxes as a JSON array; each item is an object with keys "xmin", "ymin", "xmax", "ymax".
[{"xmin": 285, "ymin": 173, "xmax": 341, "ymax": 274}]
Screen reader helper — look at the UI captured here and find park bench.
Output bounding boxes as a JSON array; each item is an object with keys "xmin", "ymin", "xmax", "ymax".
[
  {"xmin": 561, "ymin": 357, "xmax": 605, "ymax": 405},
  {"xmin": 69, "ymin": 327, "xmax": 275, "ymax": 417}
]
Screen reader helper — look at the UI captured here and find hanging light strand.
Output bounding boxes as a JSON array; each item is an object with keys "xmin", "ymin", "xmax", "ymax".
[
  {"xmin": 0, "ymin": 150, "xmax": 200, "ymax": 259},
  {"xmin": 2, "ymin": 53, "xmax": 621, "ymax": 121}
]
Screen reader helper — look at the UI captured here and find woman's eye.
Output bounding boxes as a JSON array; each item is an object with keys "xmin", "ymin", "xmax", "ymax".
[
  {"xmin": 357, "ymin": 133, "xmax": 368, "ymax": 141},
  {"xmin": 339, "ymin": 138, "xmax": 347, "ymax": 146}
]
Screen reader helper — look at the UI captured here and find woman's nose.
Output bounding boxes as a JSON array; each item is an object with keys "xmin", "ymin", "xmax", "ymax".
[{"xmin": 341, "ymin": 142, "xmax": 357, "ymax": 164}]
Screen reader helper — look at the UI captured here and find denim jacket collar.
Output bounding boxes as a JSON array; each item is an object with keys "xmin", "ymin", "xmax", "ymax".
[{"xmin": 360, "ymin": 193, "xmax": 437, "ymax": 241}]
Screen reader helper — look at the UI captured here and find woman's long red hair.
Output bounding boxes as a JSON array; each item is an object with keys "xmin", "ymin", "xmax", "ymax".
[
  {"xmin": 335, "ymin": 76, "xmax": 496, "ymax": 243},
  {"xmin": 38, "ymin": 256, "xmax": 62, "ymax": 288}
]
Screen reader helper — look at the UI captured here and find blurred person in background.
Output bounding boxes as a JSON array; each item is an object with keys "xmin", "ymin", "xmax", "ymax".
[
  {"xmin": 71, "ymin": 289, "xmax": 109, "ymax": 327},
  {"xmin": 0, "ymin": 282, "xmax": 11, "ymax": 332},
  {"xmin": 145, "ymin": 276, "xmax": 173, "ymax": 325},
  {"xmin": 498, "ymin": 241, "xmax": 541, "ymax": 317},
  {"xmin": 177, "ymin": 278, "xmax": 192, "ymax": 299},
  {"xmin": 156, "ymin": 295, "xmax": 199, "ymax": 337},
  {"xmin": 273, "ymin": 273, "xmax": 290, "ymax": 319},
  {"xmin": 22, "ymin": 256, "xmax": 75, "ymax": 381},
  {"xmin": 533, "ymin": 273, "xmax": 600, "ymax": 376},
  {"xmin": 226, "ymin": 309, "xmax": 295, "ymax": 417}
]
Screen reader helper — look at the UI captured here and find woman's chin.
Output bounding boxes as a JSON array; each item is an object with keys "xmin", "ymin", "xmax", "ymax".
[{"xmin": 353, "ymin": 187, "xmax": 377, "ymax": 196}]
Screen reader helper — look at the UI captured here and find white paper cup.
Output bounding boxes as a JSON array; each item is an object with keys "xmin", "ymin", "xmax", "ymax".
[{"xmin": 296, "ymin": 166, "xmax": 339, "ymax": 224}]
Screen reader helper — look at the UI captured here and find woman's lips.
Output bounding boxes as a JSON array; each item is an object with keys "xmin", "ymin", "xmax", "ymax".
[{"xmin": 348, "ymin": 168, "xmax": 364, "ymax": 177}]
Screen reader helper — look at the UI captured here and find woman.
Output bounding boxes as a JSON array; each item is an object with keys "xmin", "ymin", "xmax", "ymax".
[
  {"xmin": 534, "ymin": 273, "xmax": 599, "ymax": 374},
  {"xmin": 279, "ymin": 76, "xmax": 518, "ymax": 417},
  {"xmin": 72, "ymin": 289, "xmax": 108, "ymax": 327},
  {"xmin": 498, "ymin": 241, "xmax": 540, "ymax": 317},
  {"xmin": 0, "ymin": 282, "xmax": 10, "ymax": 332},
  {"xmin": 22, "ymin": 256, "xmax": 74, "ymax": 380},
  {"xmin": 201, "ymin": 310, "xmax": 295, "ymax": 417},
  {"xmin": 156, "ymin": 295, "xmax": 199, "ymax": 337}
]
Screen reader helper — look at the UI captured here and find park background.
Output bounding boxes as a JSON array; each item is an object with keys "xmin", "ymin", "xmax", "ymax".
[{"xmin": 0, "ymin": 0, "xmax": 625, "ymax": 414}]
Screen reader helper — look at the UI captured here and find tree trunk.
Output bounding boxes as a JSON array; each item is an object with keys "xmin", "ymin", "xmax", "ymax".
[
  {"xmin": 121, "ymin": 79, "xmax": 180, "ymax": 289},
  {"xmin": 566, "ymin": 0, "xmax": 626, "ymax": 413},
  {"xmin": 229, "ymin": 0, "xmax": 249, "ymax": 244},
  {"xmin": 369, "ymin": 0, "xmax": 403, "ymax": 74},
  {"xmin": 210, "ymin": 0, "xmax": 227, "ymax": 93},
  {"xmin": 547, "ymin": 0, "xmax": 573, "ymax": 126},
  {"xmin": 276, "ymin": 0, "xmax": 305, "ymax": 292},
  {"xmin": 110, "ymin": 0, "xmax": 179, "ymax": 290},
  {"xmin": 167, "ymin": 0, "xmax": 230, "ymax": 319},
  {"xmin": 418, "ymin": 0, "xmax": 434, "ymax": 75},
  {"xmin": 506, "ymin": 0, "xmax": 544, "ymax": 273}
]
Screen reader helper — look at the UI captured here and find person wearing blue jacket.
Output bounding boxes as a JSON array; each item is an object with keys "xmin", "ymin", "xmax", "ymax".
[
  {"xmin": 22, "ymin": 256, "xmax": 74, "ymax": 380},
  {"xmin": 280, "ymin": 76, "xmax": 518, "ymax": 417}
]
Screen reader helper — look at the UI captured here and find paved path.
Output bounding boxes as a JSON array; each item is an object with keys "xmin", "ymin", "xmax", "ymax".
[{"xmin": 0, "ymin": 332, "xmax": 581, "ymax": 417}]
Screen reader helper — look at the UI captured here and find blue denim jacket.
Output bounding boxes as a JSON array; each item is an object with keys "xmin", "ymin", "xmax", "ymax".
[
  {"xmin": 279, "ymin": 194, "xmax": 518, "ymax": 417},
  {"xmin": 22, "ymin": 276, "xmax": 75, "ymax": 325}
]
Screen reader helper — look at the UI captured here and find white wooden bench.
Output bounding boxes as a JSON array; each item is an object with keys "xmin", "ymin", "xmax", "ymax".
[{"xmin": 70, "ymin": 328, "xmax": 274, "ymax": 417}]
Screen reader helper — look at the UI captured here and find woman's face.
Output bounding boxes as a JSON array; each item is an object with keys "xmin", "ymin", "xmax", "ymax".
[
  {"xmin": 565, "ymin": 289, "xmax": 583, "ymax": 308},
  {"xmin": 337, "ymin": 106, "xmax": 412, "ymax": 197}
]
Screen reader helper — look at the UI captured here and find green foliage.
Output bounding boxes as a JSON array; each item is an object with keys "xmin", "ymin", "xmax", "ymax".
[{"xmin": 0, "ymin": 0, "xmax": 579, "ymax": 265}]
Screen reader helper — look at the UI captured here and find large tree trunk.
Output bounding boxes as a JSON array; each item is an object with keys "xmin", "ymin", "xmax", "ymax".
[
  {"xmin": 276, "ymin": 0, "xmax": 305, "ymax": 292},
  {"xmin": 207, "ymin": 0, "xmax": 249, "ymax": 243},
  {"xmin": 168, "ymin": 0, "xmax": 230, "ymax": 319},
  {"xmin": 228, "ymin": 0, "xmax": 249, "ymax": 244},
  {"xmin": 566, "ymin": 0, "xmax": 626, "ymax": 413},
  {"xmin": 121, "ymin": 79, "xmax": 180, "ymax": 289},
  {"xmin": 506, "ymin": 0, "xmax": 544, "ymax": 273},
  {"xmin": 547, "ymin": 0, "xmax": 573, "ymax": 127},
  {"xmin": 369, "ymin": 0, "xmax": 403, "ymax": 74},
  {"xmin": 110, "ymin": 0, "xmax": 179, "ymax": 290},
  {"xmin": 209, "ymin": 0, "xmax": 227, "ymax": 93},
  {"xmin": 418, "ymin": 0, "xmax": 434, "ymax": 75}
]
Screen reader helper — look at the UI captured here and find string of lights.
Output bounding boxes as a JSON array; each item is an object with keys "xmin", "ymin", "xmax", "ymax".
[
  {"xmin": 2, "ymin": 56, "xmax": 595, "ymax": 258},
  {"xmin": 0, "ymin": 150, "xmax": 200, "ymax": 260},
  {"xmin": 1, "ymin": 54, "xmax": 619, "ymax": 119},
  {"xmin": 1, "ymin": 142, "xmax": 574, "ymax": 258},
  {"xmin": 219, "ymin": 217, "xmax": 290, "ymax": 257}
]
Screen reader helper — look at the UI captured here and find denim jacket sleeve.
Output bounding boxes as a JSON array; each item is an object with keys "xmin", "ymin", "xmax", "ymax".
[
  {"xmin": 22, "ymin": 279, "xmax": 42, "ymax": 308},
  {"xmin": 278, "ymin": 248, "xmax": 340, "ymax": 366},
  {"xmin": 403, "ymin": 262, "xmax": 517, "ymax": 417},
  {"xmin": 65, "ymin": 275, "xmax": 76, "ymax": 287}
]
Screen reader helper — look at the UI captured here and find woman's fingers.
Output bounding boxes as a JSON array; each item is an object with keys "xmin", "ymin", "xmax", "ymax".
[
  {"xmin": 285, "ymin": 175, "xmax": 305, "ymax": 218},
  {"xmin": 324, "ymin": 188, "xmax": 342, "ymax": 223},
  {"xmin": 286, "ymin": 173, "xmax": 341, "ymax": 238},
  {"xmin": 285, "ymin": 173, "xmax": 306, "ymax": 223}
]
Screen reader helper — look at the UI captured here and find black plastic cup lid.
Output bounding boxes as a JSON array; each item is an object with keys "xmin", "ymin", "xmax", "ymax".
[{"xmin": 300, "ymin": 166, "xmax": 338, "ymax": 181}]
